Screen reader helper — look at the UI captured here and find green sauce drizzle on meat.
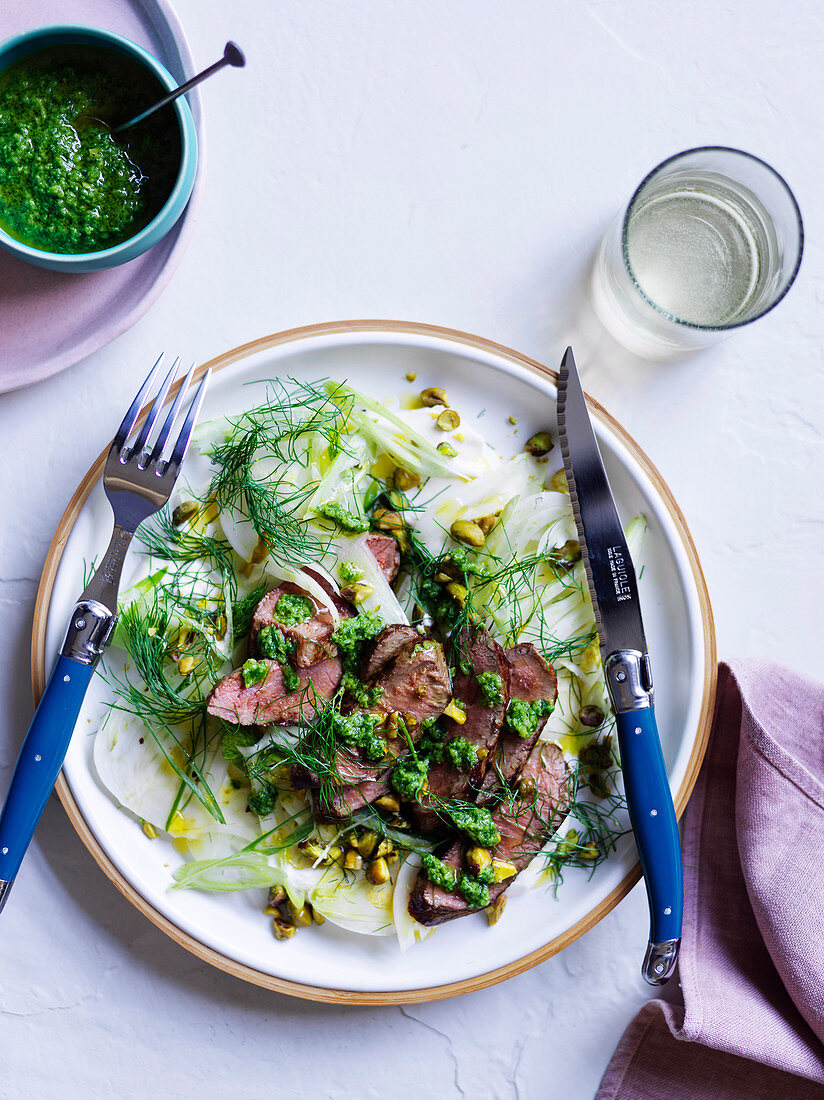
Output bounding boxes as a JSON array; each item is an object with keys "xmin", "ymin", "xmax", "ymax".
[
  {"xmin": 331, "ymin": 610, "xmax": 384, "ymax": 657},
  {"xmin": 241, "ymin": 659, "xmax": 269, "ymax": 688},
  {"xmin": 331, "ymin": 610, "xmax": 385, "ymax": 706},
  {"xmin": 445, "ymin": 803, "xmax": 500, "ymax": 847},
  {"xmin": 421, "ymin": 853, "xmax": 457, "ymax": 892},
  {"xmin": 257, "ymin": 625, "xmax": 294, "ymax": 662},
  {"xmin": 391, "ymin": 754, "xmax": 430, "ymax": 799},
  {"xmin": 257, "ymin": 627, "xmax": 300, "ymax": 691},
  {"xmin": 504, "ymin": 698, "xmax": 554, "ymax": 739},
  {"xmin": 272, "ymin": 593, "xmax": 314, "ymax": 627},
  {"xmin": 456, "ymin": 872, "xmax": 490, "ymax": 908},
  {"xmin": 476, "ymin": 671, "xmax": 504, "ymax": 708},
  {"xmin": 329, "ymin": 711, "xmax": 386, "ymax": 762},
  {"xmin": 444, "ymin": 737, "xmax": 479, "ymax": 770},
  {"xmin": 416, "ymin": 718, "xmax": 445, "ymax": 761}
]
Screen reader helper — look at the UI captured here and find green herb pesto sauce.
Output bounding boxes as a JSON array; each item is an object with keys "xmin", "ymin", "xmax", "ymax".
[
  {"xmin": 331, "ymin": 609, "xmax": 384, "ymax": 657},
  {"xmin": 257, "ymin": 626, "xmax": 300, "ymax": 691},
  {"xmin": 272, "ymin": 593, "xmax": 314, "ymax": 627},
  {"xmin": 0, "ymin": 46, "xmax": 181, "ymax": 253},
  {"xmin": 331, "ymin": 610, "xmax": 385, "ymax": 706},
  {"xmin": 402, "ymin": 543, "xmax": 468, "ymax": 634},
  {"xmin": 241, "ymin": 659, "xmax": 269, "ymax": 689},
  {"xmin": 476, "ymin": 671, "xmax": 504, "ymax": 708},
  {"xmin": 338, "ymin": 560, "xmax": 364, "ymax": 584},
  {"xmin": 421, "ymin": 853, "xmax": 457, "ymax": 892},
  {"xmin": 282, "ymin": 666, "xmax": 300, "ymax": 692},
  {"xmin": 390, "ymin": 721, "xmax": 478, "ymax": 796},
  {"xmin": 391, "ymin": 754, "xmax": 429, "ymax": 799},
  {"xmin": 417, "ymin": 572, "xmax": 461, "ymax": 630},
  {"xmin": 257, "ymin": 624, "xmax": 295, "ymax": 662},
  {"xmin": 408, "ymin": 546, "xmax": 491, "ymax": 651},
  {"xmin": 416, "ymin": 719, "xmax": 446, "ymax": 763},
  {"xmin": 446, "ymin": 803, "xmax": 501, "ymax": 847},
  {"xmin": 340, "ymin": 671, "xmax": 383, "ymax": 708},
  {"xmin": 221, "ymin": 727, "xmax": 261, "ymax": 765},
  {"xmin": 448, "ymin": 547, "xmax": 492, "ymax": 579},
  {"xmin": 456, "ymin": 871, "xmax": 490, "ymax": 908},
  {"xmin": 316, "ymin": 501, "xmax": 370, "ymax": 533},
  {"xmin": 444, "ymin": 736, "xmax": 478, "ymax": 771},
  {"xmin": 330, "ymin": 711, "xmax": 386, "ymax": 762},
  {"xmin": 247, "ymin": 783, "xmax": 278, "ymax": 818},
  {"xmin": 505, "ymin": 698, "xmax": 554, "ymax": 739}
]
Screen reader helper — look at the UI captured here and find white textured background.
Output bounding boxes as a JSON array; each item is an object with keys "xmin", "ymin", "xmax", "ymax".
[{"xmin": 1, "ymin": 1, "xmax": 822, "ymax": 1097}]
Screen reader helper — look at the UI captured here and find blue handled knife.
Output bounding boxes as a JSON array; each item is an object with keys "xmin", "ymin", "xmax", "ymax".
[{"xmin": 556, "ymin": 346, "xmax": 682, "ymax": 985}]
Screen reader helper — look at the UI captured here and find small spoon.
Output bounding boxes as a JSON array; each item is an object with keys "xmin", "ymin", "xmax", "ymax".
[
  {"xmin": 76, "ymin": 42, "xmax": 245, "ymax": 136},
  {"xmin": 115, "ymin": 41, "xmax": 245, "ymax": 133}
]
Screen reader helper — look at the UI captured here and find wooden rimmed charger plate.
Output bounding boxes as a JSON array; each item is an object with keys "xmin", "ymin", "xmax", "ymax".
[{"xmin": 32, "ymin": 320, "xmax": 716, "ymax": 1004}]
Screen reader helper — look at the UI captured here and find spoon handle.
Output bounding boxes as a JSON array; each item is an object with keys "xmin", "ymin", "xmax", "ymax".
[{"xmin": 115, "ymin": 41, "xmax": 245, "ymax": 134}]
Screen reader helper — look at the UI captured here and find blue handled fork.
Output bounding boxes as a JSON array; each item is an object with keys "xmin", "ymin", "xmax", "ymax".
[{"xmin": 0, "ymin": 355, "xmax": 210, "ymax": 913}]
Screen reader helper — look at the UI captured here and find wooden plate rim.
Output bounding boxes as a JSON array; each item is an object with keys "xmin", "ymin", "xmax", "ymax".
[{"xmin": 31, "ymin": 318, "xmax": 717, "ymax": 1005}]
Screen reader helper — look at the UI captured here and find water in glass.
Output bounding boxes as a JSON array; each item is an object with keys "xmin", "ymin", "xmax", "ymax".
[{"xmin": 625, "ymin": 172, "xmax": 774, "ymax": 327}]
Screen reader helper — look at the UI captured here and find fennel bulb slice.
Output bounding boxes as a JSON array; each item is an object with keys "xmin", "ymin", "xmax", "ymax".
[{"xmin": 93, "ymin": 713, "xmax": 254, "ymax": 840}]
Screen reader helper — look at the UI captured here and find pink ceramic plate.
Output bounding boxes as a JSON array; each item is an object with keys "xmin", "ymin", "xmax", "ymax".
[{"xmin": 0, "ymin": 0, "xmax": 204, "ymax": 393}]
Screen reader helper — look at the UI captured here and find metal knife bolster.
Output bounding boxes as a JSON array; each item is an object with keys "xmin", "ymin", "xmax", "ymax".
[
  {"xmin": 60, "ymin": 600, "xmax": 117, "ymax": 666},
  {"xmin": 604, "ymin": 650, "xmax": 654, "ymax": 713}
]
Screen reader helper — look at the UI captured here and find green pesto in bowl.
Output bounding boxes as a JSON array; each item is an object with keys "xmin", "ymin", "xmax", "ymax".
[{"xmin": 0, "ymin": 44, "xmax": 181, "ymax": 254}]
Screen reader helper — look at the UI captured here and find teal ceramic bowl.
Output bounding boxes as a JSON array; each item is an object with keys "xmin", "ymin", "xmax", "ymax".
[{"xmin": 0, "ymin": 25, "xmax": 198, "ymax": 272}]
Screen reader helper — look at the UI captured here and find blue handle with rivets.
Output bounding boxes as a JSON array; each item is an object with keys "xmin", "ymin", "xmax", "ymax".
[
  {"xmin": 0, "ymin": 655, "xmax": 95, "ymax": 898},
  {"xmin": 615, "ymin": 704, "xmax": 683, "ymax": 952}
]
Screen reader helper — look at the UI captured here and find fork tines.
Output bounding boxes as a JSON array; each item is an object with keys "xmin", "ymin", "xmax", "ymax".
[{"xmin": 112, "ymin": 354, "xmax": 211, "ymax": 477}]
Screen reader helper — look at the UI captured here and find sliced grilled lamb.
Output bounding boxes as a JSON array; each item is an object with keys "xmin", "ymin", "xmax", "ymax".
[
  {"xmin": 360, "ymin": 624, "xmax": 420, "ymax": 682},
  {"xmin": 477, "ymin": 643, "xmax": 558, "ymax": 798},
  {"xmin": 207, "ymin": 656, "xmax": 342, "ymax": 726},
  {"xmin": 369, "ymin": 635, "xmax": 451, "ymax": 722},
  {"xmin": 365, "ymin": 533, "xmax": 401, "ymax": 583},
  {"xmin": 250, "ymin": 583, "xmax": 340, "ymax": 667},
  {"xmin": 300, "ymin": 630, "xmax": 451, "ymax": 819},
  {"xmin": 408, "ymin": 740, "xmax": 570, "ymax": 925},
  {"xmin": 311, "ymin": 772, "xmax": 393, "ymax": 822},
  {"xmin": 411, "ymin": 625, "xmax": 509, "ymax": 833}
]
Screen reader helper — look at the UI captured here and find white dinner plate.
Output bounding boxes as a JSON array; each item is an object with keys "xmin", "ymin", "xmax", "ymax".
[{"xmin": 33, "ymin": 321, "xmax": 716, "ymax": 1004}]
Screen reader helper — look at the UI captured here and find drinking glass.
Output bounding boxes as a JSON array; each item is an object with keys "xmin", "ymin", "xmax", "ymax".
[{"xmin": 591, "ymin": 147, "xmax": 804, "ymax": 359}]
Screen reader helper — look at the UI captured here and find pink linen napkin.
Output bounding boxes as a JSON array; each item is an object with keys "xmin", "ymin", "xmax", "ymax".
[{"xmin": 597, "ymin": 661, "xmax": 824, "ymax": 1099}]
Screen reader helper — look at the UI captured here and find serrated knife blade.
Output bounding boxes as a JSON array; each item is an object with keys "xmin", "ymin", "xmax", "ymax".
[
  {"xmin": 556, "ymin": 351, "xmax": 647, "ymax": 663},
  {"xmin": 556, "ymin": 346, "xmax": 683, "ymax": 986}
]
